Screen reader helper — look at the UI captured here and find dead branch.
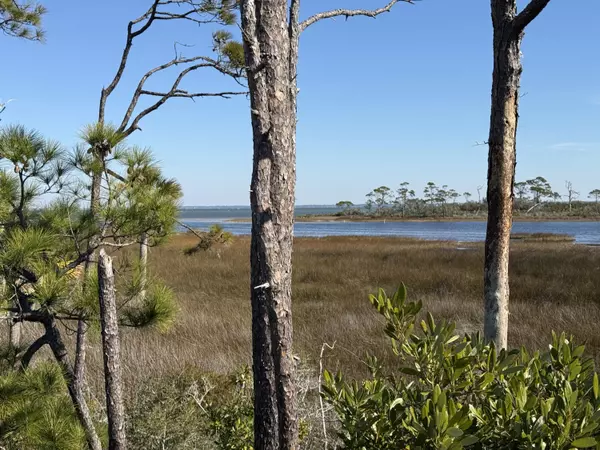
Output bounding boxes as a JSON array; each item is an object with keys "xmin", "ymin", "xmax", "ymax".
[
  {"xmin": 99, "ymin": 0, "xmax": 161, "ymax": 122},
  {"xmin": 139, "ymin": 89, "xmax": 247, "ymax": 99},
  {"xmin": 511, "ymin": 0, "xmax": 552, "ymax": 37},
  {"xmin": 299, "ymin": 0, "xmax": 413, "ymax": 32},
  {"xmin": 99, "ymin": 0, "xmax": 245, "ymax": 135},
  {"xmin": 176, "ymin": 219, "xmax": 205, "ymax": 239}
]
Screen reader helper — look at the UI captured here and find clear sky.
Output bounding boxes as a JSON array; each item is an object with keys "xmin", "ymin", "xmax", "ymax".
[{"xmin": 2, "ymin": 0, "xmax": 599, "ymax": 206}]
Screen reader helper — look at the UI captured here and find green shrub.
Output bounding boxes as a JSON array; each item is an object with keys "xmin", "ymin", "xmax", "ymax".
[
  {"xmin": 323, "ymin": 286, "xmax": 600, "ymax": 449},
  {"xmin": 126, "ymin": 366, "xmax": 254, "ymax": 450}
]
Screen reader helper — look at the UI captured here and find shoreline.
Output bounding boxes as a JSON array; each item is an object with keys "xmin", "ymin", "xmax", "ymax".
[{"xmin": 226, "ymin": 215, "xmax": 600, "ymax": 223}]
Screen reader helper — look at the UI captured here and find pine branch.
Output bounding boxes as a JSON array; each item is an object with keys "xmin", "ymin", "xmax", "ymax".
[
  {"xmin": 19, "ymin": 333, "xmax": 51, "ymax": 370},
  {"xmin": 299, "ymin": 0, "xmax": 413, "ymax": 32}
]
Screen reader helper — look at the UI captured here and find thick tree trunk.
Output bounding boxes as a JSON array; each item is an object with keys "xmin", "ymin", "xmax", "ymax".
[
  {"xmin": 98, "ymin": 249, "xmax": 127, "ymax": 450},
  {"xmin": 484, "ymin": 0, "xmax": 551, "ymax": 348},
  {"xmin": 241, "ymin": 0, "xmax": 299, "ymax": 448},
  {"xmin": 484, "ymin": 1, "xmax": 522, "ymax": 350},
  {"xmin": 44, "ymin": 314, "xmax": 103, "ymax": 450}
]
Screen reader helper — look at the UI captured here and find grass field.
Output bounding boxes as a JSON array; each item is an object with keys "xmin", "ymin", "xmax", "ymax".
[
  {"xmin": 93, "ymin": 233, "xmax": 600, "ymax": 390},
  {"xmin": 4, "ymin": 233, "xmax": 600, "ymax": 447},
  {"xmin": 5, "ymin": 233, "xmax": 600, "ymax": 392}
]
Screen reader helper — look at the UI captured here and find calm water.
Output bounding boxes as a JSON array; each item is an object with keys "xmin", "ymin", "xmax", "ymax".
[{"xmin": 179, "ymin": 207, "xmax": 600, "ymax": 245}]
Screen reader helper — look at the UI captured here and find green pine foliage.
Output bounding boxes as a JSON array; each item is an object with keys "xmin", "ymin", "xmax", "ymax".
[
  {"xmin": 0, "ymin": 123, "xmax": 180, "ymax": 326},
  {"xmin": 0, "ymin": 363, "xmax": 86, "ymax": 449},
  {"xmin": 0, "ymin": 0, "xmax": 46, "ymax": 41},
  {"xmin": 184, "ymin": 224, "xmax": 233, "ymax": 255},
  {"xmin": 323, "ymin": 287, "xmax": 600, "ymax": 449},
  {"xmin": 0, "ymin": 123, "xmax": 182, "ymax": 443}
]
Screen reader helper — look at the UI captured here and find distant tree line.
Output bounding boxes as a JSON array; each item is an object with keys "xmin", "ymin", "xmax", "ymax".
[{"xmin": 335, "ymin": 178, "xmax": 600, "ymax": 218}]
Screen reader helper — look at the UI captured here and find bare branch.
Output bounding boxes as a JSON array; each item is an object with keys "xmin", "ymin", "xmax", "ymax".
[
  {"xmin": 511, "ymin": 0, "xmax": 552, "ymax": 37},
  {"xmin": 299, "ymin": 0, "xmax": 413, "ymax": 32},
  {"xmin": 120, "ymin": 61, "xmax": 245, "ymax": 136},
  {"xmin": 103, "ymin": 241, "xmax": 138, "ymax": 248},
  {"xmin": 139, "ymin": 89, "xmax": 247, "ymax": 98},
  {"xmin": 99, "ymin": 1, "xmax": 161, "ymax": 122},
  {"xmin": 176, "ymin": 219, "xmax": 205, "ymax": 239}
]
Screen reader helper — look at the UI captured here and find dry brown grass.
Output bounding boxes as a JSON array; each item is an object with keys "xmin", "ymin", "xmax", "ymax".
[
  {"xmin": 6, "ymin": 234, "xmax": 600, "ymax": 392},
  {"xmin": 103, "ymin": 234, "xmax": 600, "ymax": 388}
]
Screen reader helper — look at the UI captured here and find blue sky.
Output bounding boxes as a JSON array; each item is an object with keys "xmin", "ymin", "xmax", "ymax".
[{"xmin": 2, "ymin": 0, "xmax": 599, "ymax": 205}]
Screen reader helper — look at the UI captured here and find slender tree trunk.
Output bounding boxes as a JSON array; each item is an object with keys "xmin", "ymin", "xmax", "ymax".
[
  {"xmin": 9, "ymin": 320, "xmax": 21, "ymax": 351},
  {"xmin": 138, "ymin": 232, "xmax": 148, "ymax": 301},
  {"xmin": 241, "ymin": 0, "xmax": 299, "ymax": 447},
  {"xmin": 2, "ymin": 276, "xmax": 21, "ymax": 352},
  {"xmin": 484, "ymin": 0, "xmax": 551, "ymax": 349},
  {"xmin": 44, "ymin": 314, "xmax": 103, "ymax": 450},
  {"xmin": 98, "ymin": 249, "xmax": 127, "ymax": 450}
]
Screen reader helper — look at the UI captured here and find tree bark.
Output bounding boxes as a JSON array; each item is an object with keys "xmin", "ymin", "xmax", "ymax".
[
  {"xmin": 98, "ymin": 249, "xmax": 127, "ymax": 450},
  {"xmin": 72, "ymin": 158, "xmax": 103, "ymax": 440},
  {"xmin": 241, "ymin": 0, "xmax": 298, "ymax": 447},
  {"xmin": 484, "ymin": 0, "xmax": 551, "ymax": 349},
  {"xmin": 2, "ymin": 275, "xmax": 21, "ymax": 352},
  {"xmin": 44, "ymin": 313, "xmax": 103, "ymax": 450},
  {"xmin": 138, "ymin": 232, "xmax": 148, "ymax": 301},
  {"xmin": 9, "ymin": 316, "xmax": 21, "ymax": 350}
]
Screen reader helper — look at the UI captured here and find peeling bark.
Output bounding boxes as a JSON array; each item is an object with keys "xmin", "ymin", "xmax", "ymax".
[{"xmin": 484, "ymin": 0, "xmax": 551, "ymax": 349}]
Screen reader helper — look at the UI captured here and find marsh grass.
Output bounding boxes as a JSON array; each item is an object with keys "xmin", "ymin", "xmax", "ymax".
[
  {"xmin": 510, "ymin": 232, "xmax": 577, "ymax": 242},
  {"xmin": 107, "ymin": 235, "xmax": 600, "ymax": 387},
  {"xmin": 4, "ymin": 234, "xmax": 600, "ymax": 406}
]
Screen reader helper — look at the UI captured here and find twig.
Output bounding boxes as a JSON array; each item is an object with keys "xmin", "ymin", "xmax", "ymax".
[
  {"xmin": 318, "ymin": 341, "xmax": 336, "ymax": 450},
  {"xmin": 299, "ymin": 0, "xmax": 413, "ymax": 32}
]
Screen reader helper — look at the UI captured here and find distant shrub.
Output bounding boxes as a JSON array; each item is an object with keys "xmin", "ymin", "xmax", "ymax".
[{"xmin": 323, "ymin": 286, "xmax": 600, "ymax": 449}]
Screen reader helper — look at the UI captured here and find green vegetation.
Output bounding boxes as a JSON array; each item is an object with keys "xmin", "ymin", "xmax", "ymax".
[
  {"xmin": 324, "ymin": 286, "xmax": 600, "ymax": 449},
  {"xmin": 0, "ymin": 0, "xmax": 595, "ymax": 447},
  {"xmin": 2, "ymin": 234, "xmax": 600, "ymax": 448},
  {"xmin": 510, "ymin": 233, "xmax": 576, "ymax": 243},
  {"xmin": 329, "ymin": 179, "xmax": 600, "ymax": 220},
  {"xmin": 0, "ymin": 0, "xmax": 45, "ymax": 41}
]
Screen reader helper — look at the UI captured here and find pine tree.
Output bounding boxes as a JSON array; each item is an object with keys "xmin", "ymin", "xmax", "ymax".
[
  {"xmin": 0, "ymin": 0, "xmax": 45, "ymax": 41},
  {"xmin": 0, "ymin": 124, "xmax": 179, "ymax": 448},
  {"xmin": 240, "ymin": 0, "xmax": 413, "ymax": 447}
]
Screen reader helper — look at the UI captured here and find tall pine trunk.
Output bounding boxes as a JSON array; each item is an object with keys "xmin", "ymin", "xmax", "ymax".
[
  {"xmin": 98, "ymin": 249, "xmax": 127, "ymax": 450},
  {"xmin": 241, "ymin": 0, "xmax": 298, "ymax": 447},
  {"xmin": 484, "ymin": 0, "xmax": 551, "ymax": 349}
]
